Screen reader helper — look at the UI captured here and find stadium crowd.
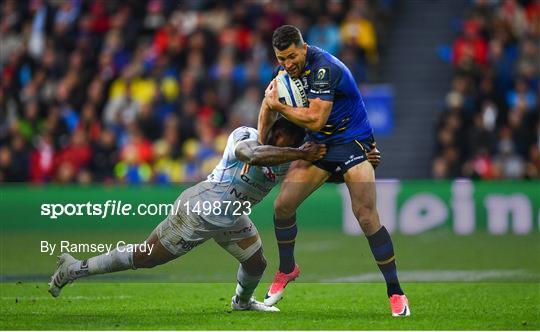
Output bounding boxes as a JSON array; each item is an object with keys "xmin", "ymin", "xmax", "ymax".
[
  {"xmin": 0, "ymin": 0, "xmax": 390, "ymax": 184},
  {"xmin": 433, "ymin": 0, "xmax": 540, "ymax": 179}
]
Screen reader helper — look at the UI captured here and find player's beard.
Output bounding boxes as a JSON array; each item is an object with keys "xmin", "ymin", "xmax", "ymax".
[{"xmin": 287, "ymin": 67, "xmax": 300, "ymax": 78}]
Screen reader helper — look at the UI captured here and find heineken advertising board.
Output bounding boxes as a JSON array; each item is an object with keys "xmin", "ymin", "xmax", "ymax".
[{"xmin": 342, "ymin": 180, "xmax": 539, "ymax": 235}]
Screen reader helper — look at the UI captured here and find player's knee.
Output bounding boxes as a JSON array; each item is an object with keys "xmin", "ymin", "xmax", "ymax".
[
  {"xmin": 274, "ymin": 197, "xmax": 296, "ymax": 218},
  {"xmin": 353, "ymin": 203, "xmax": 371, "ymax": 219},
  {"xmin": 353, "ymin": 203, "xmax": 378, "ymax": 229}
]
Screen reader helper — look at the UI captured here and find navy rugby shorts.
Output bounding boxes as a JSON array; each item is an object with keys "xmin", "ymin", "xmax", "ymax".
[{"xmin": 312, "ymin": 135, "xmax": 375, "ymax": 175}]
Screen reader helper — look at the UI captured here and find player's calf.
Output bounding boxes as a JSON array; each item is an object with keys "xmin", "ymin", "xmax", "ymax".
[
  {"xmin": 240, "ymin": 248, "xmax": 267, "ymax": 276},
  {"xmin": 234, "ymin": 248, "xmax": 266, "ymax": 305},
  {"xmin": 231, "ymin": 249, "xmax": 279, "ymax": 312},
  {"xmin": 273, "ymin": 214, "xmax": 298, "ymax": 274}
]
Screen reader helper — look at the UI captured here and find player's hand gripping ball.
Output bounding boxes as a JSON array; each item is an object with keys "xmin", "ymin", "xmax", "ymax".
[{"xmin": 265, "ymin": 74, "xmax": 308, "ymax": 110}]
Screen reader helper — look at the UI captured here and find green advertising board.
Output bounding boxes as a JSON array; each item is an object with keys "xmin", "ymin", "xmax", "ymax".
[{"xmin": 1, "ymin": 180, "xmax": 538, "ymax": 234}]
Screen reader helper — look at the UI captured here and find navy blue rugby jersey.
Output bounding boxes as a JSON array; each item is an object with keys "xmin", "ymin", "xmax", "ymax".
[{"xmin": 273, "ymin": 45, "xmax": 373, "ymax": 144}]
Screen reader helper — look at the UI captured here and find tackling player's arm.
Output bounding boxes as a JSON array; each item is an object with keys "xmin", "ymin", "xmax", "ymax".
[
  {"xmin": 235, "ymin": 140, "xmax": 326, "ymax": 166},
  {"xmin": 264, "ymin": 80, "xmax": 332, "ymax": 131}
]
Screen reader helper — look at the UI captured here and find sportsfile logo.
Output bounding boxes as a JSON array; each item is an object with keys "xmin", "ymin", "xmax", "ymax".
[
  {"xmin": 40, "ymin": 199, "xmax": 252, "ymax": 220},
  {"xmin": 40, "ymin": 200, "xmax": 183, "ymax": 220}
]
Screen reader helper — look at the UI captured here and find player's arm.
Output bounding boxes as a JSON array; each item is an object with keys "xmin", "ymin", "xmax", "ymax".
[
  {"xmin": 256, "ymin": 98, "xmax": 278, "ymax": 144},
  {"xmin": 264, "ymin": 80, "xmax": 332, "ymax": 131},
  {"xmin": 235, "ymin": 140, "xmax": 326, "ymax": 166}
]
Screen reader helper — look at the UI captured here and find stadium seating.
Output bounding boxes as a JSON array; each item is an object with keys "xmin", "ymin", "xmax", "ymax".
[
  {"xmin": 0, "ymin": 0, "xmax": 390, "ymax": 183},
  {"xmin": 433, "ymin": 0, "xmax": 539, "ymax": 179}
]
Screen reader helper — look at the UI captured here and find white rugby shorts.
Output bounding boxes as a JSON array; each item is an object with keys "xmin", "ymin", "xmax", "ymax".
[{"xmin": 155, "ymin": 193, "xmax": 261, "ymax": 262}]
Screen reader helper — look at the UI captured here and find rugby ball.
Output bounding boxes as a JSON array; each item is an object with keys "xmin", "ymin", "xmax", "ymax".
[{"xmin": 276, "ymin": 72, "xmax": 308, "ymax": 107}]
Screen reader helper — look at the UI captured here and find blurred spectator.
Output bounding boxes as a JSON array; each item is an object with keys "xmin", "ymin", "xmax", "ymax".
[
  {"xmin": 55, "ymin": 129, "xmax": 92, "ymax": 181},
  {"xmin": 452, "ymin": 20, "xmax": 488, "ymax": 69},
  {"xmin": 30, "ymin": 133, "xmax": 55, "ymax": 183},
  {"xmin": 0, "ymin": 133, "xmax": 30, "ymax": 182},
  {"xmin": 493, "ymin": 128, "xmax": 526, "ymax": 178},
  {"xmin": 120, "ymin": 125, "xmax": 153, "ymax": 164},
  {"xmin": 516, "ymin": 38, "xmax": 540, "ymax": 80},
  {"xmin": 77, "ymin": 103, "xmax": 101, "ymax": 143},
  {"xmin": 340, "ymin": 8, "xmax": 378, "ymax": 64},
  {"xmin": 497, "ymin": 0, "xmax": 528, "ymax": 39},
  {"xmin": 228, "ymin": 86, "xmax": 261, "ymax": 129},
  {"xmin": 90, "ymin": 128, "xmax": 118, "ymax": 183},
  {"xmin": 526, "ymin": 0, "xmax": 540, "ymax": 36},
  {"xmin": 17, "ymin": 101, "xmax": 43, "ymax": 142},
  {"xmin": 525, "ymin": 142, "xmax": 540, "ymax": 178},
  {"xmin": 468, "ymin": 112, "xmax": 497, "ymax": 157},
  {"xmin": 506, "ymin": 78, "xmax": 537, "ymax": 110},
  {"xmin": 307, "ymin": 16, "xmax": 341, "ymax": 56},
  {"xmin": 137, "ymin": 102, "xmax": 162, "ymax": 141}
]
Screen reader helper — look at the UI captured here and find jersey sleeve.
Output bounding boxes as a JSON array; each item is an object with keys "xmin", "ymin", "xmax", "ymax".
[
  {"xmin": 228, "ymin": 127, "xmax": 258, "ymax": 160},
  {"xmin": 307, "ymin": 62, "xmax": 343, "ymax": 102}
]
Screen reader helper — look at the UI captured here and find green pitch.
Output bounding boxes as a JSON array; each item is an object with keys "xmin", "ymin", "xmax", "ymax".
[
  {"xmin": 1, "ymin": 282, "xmax": 538, "ymax": 330},
  {"xmin": 1, "ymin": 230, "xmax": 539, "ymax": 329}
]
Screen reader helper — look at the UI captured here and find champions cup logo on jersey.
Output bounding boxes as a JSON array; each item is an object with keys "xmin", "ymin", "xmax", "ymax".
[
  {"xmin": 317, "ymin": 68, "xmax": 326, "ymax": 80},
  {"xmin": 313, "ymin": 67, "xmax": 330, "ymax": 91}
]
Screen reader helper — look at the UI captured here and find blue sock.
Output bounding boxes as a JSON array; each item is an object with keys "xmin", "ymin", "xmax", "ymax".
[
  {"xmin": 274, "ymin": 214, "xmax": 297, "ymax": 274},
  {"xmin": 366, "ymin": 226, "xmax": 404, "ymax": 297}
]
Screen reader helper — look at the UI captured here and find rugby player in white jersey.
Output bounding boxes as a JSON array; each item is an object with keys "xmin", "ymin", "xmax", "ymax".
[{"xmin": 48, "ymin": 118, "xmax": 380, "ymax": 311}]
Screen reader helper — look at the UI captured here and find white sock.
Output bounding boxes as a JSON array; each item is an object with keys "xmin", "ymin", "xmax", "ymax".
[
  {"xmin": 235, "ymin": 265, "xmax": 262, "ymax": 304},
  {"xmin": 68, "ymin": 246, "xmax": 135, "ymax": 279}
]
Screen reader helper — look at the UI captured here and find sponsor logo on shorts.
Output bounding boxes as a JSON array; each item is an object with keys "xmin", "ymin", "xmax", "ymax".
[
  {"xmin": 175, "ymin": 237, "xmax": 202, "ymax": 252},
  {"xmin": 344, "ymin": 154, "xmax": 365, "ymax": 166},
  {"xmin": 226, "ymin": 223, "xmax": 253, "ymax": 235}
]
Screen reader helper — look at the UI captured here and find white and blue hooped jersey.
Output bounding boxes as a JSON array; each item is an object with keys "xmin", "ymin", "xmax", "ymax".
[{"xmin": 182, "ymin": 127, "xmax": 290, "ymax": 227}]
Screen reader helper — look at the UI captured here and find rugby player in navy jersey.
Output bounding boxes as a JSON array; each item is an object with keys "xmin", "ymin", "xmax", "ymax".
[{"xmin": 258, "ymin": 25, "xmax": 410, "ymax": 317}]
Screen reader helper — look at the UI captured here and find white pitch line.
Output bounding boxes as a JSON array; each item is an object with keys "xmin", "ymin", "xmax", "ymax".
[{"xmin": 320, "ymin": 269, "xmax": 539, "ymax": 282}]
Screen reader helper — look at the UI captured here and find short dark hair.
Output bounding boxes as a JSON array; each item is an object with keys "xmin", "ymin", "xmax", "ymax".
[
  {"xmin": 272, "ymin": 25, "xmax": 304, "ymax": 51},
  {"xmin": 268, "ymin": 117, "xmax": 306, "ymax": 147}
]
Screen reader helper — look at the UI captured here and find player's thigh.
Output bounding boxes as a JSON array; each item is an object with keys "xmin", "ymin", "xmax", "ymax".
[
  {"xmin": 343, "ymin": 159, "xmax": 376, "ymax": 203},
  {"xmin": 275, "ymin": 160, "xmax": 330, "ymax": 214},
  {"xmin": 343, "ymin": 160, "xmax": 380, "ymax": 232},
  {"xmin": 151, "ymin": 213, "xmax": 209, "ymax": 261},
  {"xmin": 214, "ymin": 215, "xmax": 263, "ymax": 266},
  {"xmin": 133, "ymin": 228, "xmax": 177, "ymax": 268}
]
